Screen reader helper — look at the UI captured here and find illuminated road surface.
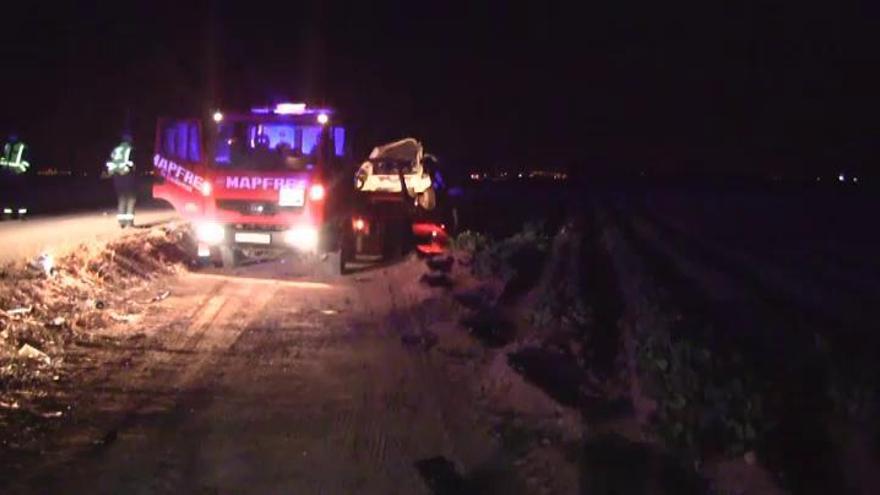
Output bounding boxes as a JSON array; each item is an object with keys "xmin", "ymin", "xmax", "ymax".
[
  {"xmin": 3, "ymin": 257, "xmax": 525, "ymax": 494},
  {"xmin": 0, "ymin": 206, "xmax": 178, "ymax": 264}
]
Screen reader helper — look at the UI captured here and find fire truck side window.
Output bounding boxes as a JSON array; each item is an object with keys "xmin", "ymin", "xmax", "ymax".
[{"xmin": 160, "ymin": 121, "xmax": 201, "ymax": 163}]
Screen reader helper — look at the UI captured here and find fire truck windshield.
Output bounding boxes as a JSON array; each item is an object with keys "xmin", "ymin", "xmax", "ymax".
[{"xmin": 213, "ymin": 121, "xmax": 326, "ymax": 171}]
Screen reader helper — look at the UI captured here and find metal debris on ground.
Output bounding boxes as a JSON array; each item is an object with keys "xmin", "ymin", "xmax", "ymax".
[
  {"xmin": 109, "ymin": 312, "xmax": 140, "ymax": 323},
  {"xmin": 5, "ymin": 306, "xmax": 33, "ymax": 317},
  {"xmin": 47, "ymin": 317, "xmax": 66, "ymax": 327},
  {"xmin": 0, "ymin": 223, "xmax": 192, "ymax": 439},
  {"xmin": 17, "ymin": 344, "xmax": 51, "ymax": 365},
  {"xmin": 139, "ymin": 290, "xmax": 170, "ymax": 304}
]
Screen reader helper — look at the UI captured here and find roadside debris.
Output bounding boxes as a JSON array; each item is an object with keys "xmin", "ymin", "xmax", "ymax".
[
  {"xmin": 17, "ymin": 344, "xmax": 50, "ymax": 365},
  {"xmin": 0, "ymin": 223, "xmax": 192, "ymax": 449},
  {"xmin": 4, "ymin": 306, "xmax": 33, "ymax": 317},
  {"xmin": 108, "ymin": 312, "xmax": 140, "ymax": 324},
  {"xmin": 37, "ymin": 252, "xmax": 54, "ymax": 276},
  {"xmin": 143, "ymin": 290, "xmax": 170, "ymax": 304},
  {"xmin": 47, "ymin": 316, "xmax": 66, "ymax": 328}
]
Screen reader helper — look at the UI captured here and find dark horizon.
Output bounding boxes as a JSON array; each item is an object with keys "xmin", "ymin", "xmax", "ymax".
[{"xmin": 1, "ymin": 2, "xmax": 877, "ymax": 178}]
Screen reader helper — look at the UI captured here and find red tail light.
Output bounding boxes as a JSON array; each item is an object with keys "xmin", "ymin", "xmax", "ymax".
[{"xmin": 309, "ymin": 184, "xmax": 325, "ymax": 201}]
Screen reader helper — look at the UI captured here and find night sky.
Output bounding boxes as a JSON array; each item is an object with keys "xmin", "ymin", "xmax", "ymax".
[{"xmin": 0, "ymin": 1, "xmax": 877, "ymax": 178}]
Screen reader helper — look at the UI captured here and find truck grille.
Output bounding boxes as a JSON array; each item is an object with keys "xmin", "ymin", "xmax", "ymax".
[{"xmin": 217, "ymin": 200, "xmax": 300, "ymax": 216}]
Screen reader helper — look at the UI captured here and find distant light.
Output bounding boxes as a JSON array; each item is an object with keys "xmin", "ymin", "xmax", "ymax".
[
  {"xmin": 816, "ymin": 176, "xmax": 821, "ymax": 182},
  {"xmin": 838, "ymin": 173, "xmax": 845, "ymax": 182},
  {"xmin": 317, "ymin": 112, "xmax": 329, "ymax": 125},
  {"xmin": 212, "ymin": 111, "xmax": 223, "ymax": 123},
  {"xmin": 275, "ymin": 103, "xmax": 306, "ymax": 115},
  {"xmin": 18, "ymin": 208, "xmax": 27, "ymax": 215},
  {"xmin": 2, "ymin": 208, "xmax": 11, "ymax": 214},
  {"xmin": 853, "ymin": 176, "xmax": 859, "ymax": 183},
  {"xmin": 353, "ymin": 218, "xmax": 366, "ymax": 231}
]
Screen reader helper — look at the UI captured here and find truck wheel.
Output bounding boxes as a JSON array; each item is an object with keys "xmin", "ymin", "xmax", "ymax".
[
  {"xmin": 218, "ymin": 246, "xmax": 237, "ymax": 269},
  {"xmin": 340, "ymin": 239, "xmax": 353, "ymax": 275}
]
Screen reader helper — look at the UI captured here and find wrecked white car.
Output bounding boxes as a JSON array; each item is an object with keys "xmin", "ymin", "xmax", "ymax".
[{"xmin": 355, "ymin": 138, "xmax": 437, "ymax": 210}]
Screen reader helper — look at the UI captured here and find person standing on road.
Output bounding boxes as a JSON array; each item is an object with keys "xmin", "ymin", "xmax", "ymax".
[
  {"xmin": 0, "ymin": 134, "xmax": 30, "ymax": 174},
  {"xmin": 105, "ymin": 134, "xmax": 136, "ymax": 228},
  {"xmin": 0, "ymin": 134, "xmax": 31, "ymax": 219}
]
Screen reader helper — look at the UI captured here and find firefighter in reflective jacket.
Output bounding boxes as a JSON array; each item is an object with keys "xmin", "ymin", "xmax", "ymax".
[
  {"xmin": 106, "ymin": 135, "xmax": 136, "ymax": 228},
  {"xmin": 0, "ymin": 134, "xmax": 30, "ymax": 219},
  {"xmin": 0, "ymin": 135, "xmax": 29, "ymax": 174}
]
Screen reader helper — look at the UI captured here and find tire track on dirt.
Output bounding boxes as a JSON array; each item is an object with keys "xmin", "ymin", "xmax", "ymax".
[{"xmin": 7, "ymin": 277, "xmax": 281, "ymax": 494}]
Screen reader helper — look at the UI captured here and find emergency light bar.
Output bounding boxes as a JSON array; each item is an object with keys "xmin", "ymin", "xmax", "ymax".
[
  {"xmin": 274, "ymin": 103, "xmax": 306, "ymax": 115},
  {"xmin": 249, "ymin": 102, "xmax": 334, "ymax": 117}
]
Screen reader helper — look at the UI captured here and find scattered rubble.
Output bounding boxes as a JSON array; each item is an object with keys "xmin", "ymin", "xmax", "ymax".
[
  {"xmin": 17, "ymin": 344, "xmax": 50, "ymax": 365},
  {"xmin": 0, "ymin": 223, "xmax": 192, "ymax": 446}
]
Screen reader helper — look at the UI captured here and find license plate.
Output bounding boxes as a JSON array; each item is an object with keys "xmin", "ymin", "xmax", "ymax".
[{"xmin": 234, "ymin": 232, "xmax": 272, "ymax": 245}]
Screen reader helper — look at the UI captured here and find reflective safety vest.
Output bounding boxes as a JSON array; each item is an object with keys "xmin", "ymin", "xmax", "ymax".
[
  {"xmin": 106, "ymin": 142, "xmax": 133, "ymax": 176},
  {"xmin": 0, "ymin": 141, "xmax": 29, "ymax": 174}
]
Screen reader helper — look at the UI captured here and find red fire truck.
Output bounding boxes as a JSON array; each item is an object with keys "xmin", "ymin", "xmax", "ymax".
[{"xmin": 152, "ymin": 103, "xmax": 350, "ymax": 270}]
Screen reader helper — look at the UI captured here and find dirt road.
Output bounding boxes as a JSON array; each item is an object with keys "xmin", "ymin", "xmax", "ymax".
[{"xmin": 3, "ymin": 256, "xmax": 528, "ymax": 494}]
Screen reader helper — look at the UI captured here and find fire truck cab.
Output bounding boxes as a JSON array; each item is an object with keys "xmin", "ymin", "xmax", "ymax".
[{"xmin": 152, "ymin": 103, "xmax": 350, "ymax": 270}]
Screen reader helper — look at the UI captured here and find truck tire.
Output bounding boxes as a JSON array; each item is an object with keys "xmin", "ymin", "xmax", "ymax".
[{"xmin": 340, "ymin": 236, "xmax": 353, "ymax": 275}]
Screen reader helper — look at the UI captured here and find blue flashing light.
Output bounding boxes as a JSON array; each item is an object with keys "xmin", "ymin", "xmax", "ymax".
[{"xmin": 333, "ymin": 127, "xmax": 346, "ymax": 157}]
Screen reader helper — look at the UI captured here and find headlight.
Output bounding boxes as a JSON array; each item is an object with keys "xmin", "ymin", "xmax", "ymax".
[
  {"xmin": 195, "ymin": 222, "xmax": 225, "ymax": 245},
  {"xmin": 284, "ymin": 225, "xmax": 319, "ymax": 252}
]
